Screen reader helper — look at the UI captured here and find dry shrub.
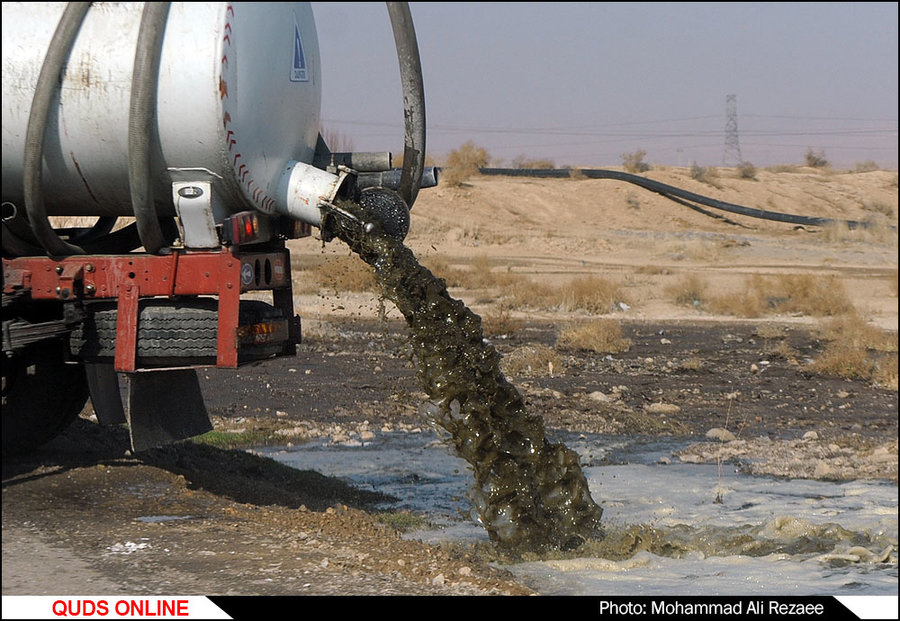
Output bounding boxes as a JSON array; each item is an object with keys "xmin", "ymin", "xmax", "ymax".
[
  {"xmin": 511, "ymin": 155, "xmax": 556, "ymax": 169},
  {"xmin": 500, "ymin": 344, "xmax": 562, "ymax": 377},
  {"xmin": 557, "ymin": 319, "xmax": 632, "ymax": 354},
  {"xmin": 754, "ymin": 324, "xmax": 786, "ymax": 340},
  {"xmin": 394, "ymin": 151, "xmax": 437, "ymax": 169},
  {"xmin": 854, "ymin": 160, "xmax": 880, "ymax": 173},
  {"xmin": 510, "ymin": 275, "xmax": 627, "ymax": 314},
  {"xmin": 873, "ymin": 355, "xmax": 899, "ymax": 389},
  {"xmin": 708, "ymin": 274, "xmax": 853, "ymax": 318},
  {"xmin": 771, "ymin": 340, "xmax": 799, "ymax": 362},
  {"xmin": 862, "ymin": 200, "xmax": 894, "ymax": 218},
  {"xmin": 817, "ymin": 314, "xmax": 897, "ymax": 352},
  {"xmin": 678, "ymin": 357, "xmax": 703, "ymax": 371},
  {"xmin": 690, "ymin": 162, "xmax": 720, "ymax": 186},
  {"xmin": 820, "ymin": 218, "xmax": 897, "ymax": 245},
  {"xmin": 707, "ymin": 287, "xmax": 767, "ymax": 318},
  {"xmin": 313, "ymin": 255, "xmax": 376, "ymax": 292},
  {"xmin": 563, "ymin": 276, "xmax": 627, "ymax": 313},
  {"xmin": 464, "ymin": 255, "xmax": 519, "ymax": 289},
  {"xmin": 441, "ymin": 141, "xmax": 489, "ymax": 187},
  {"xmin": 804, "ymin": 147, "xmax": 829, "ymax": 168},
  {"xmin": 808, "ymin": 314, "xmax": 898, "ymax": 388},
  {"xmin": 420, "ymin": 254, "xmax": 523, "ymax": 291},
  {"xmin": 420, "ymin": 254, "xmax": 467, "ymax": 287},
  {"xmin": 766, "ymin": 164, "xmax": 799, "ymax": 174},
  {"xmin": 621, "ymin": 149, "xmax": 651, "ymax": 173},
  {"xmin": 736, "ymin": 161, "xmax": 757, "ymax": 179},
  {"xmin": 482, "ymin": 304, "xmax": 522, "ymax": 337},
  {"xmin": 665, "ymin": 273, "xmax": 708, "ymax": 308},
  {"xmin": 665, "ymin": 240, "xmax": 723, "ymax": 263}
]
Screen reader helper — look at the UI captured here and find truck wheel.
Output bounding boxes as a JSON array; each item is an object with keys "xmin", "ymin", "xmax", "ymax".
[
  {"xmin": 2, "ymin": 339, "xmax": 89, "ymax": 455},
  {"xmin": 70, "ymin": 298, "xmax": 286, "ymax": 366}
]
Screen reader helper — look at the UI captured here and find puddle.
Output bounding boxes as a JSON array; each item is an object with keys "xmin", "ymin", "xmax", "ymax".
[{"xmin": 259, "ymin": 429, "xmax": 898, "ymax": 596}]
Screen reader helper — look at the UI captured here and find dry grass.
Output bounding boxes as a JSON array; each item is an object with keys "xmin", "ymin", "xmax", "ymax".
[
  {"xmin": 664, "ymin": 240, "xmax": 724, "ymax": 263},
  {"xmin": 862, "ymin": 199, "xmax": 894, "ymax": 218},
  {"xmin": 820, "ymin": 217, "xmax": 898, "ymax": 245},
  {"xmin": 622, "ymin": 149, "xmax": 651, "ymax": 173},
  {"xmin": 507, "ymin": 275, "xmax": 627, "ymax": 314},
  {"xmin": 420, "ymin": 254, "xmax": 523, "ymax": 292},
  {"xmin": 510, "ymin": 155, "xmax": 556, "ymax": 169},
  {"xmin": 557, "ymin": 319, "xmax": 632, "ymax": 354},
  {"xmin": 808, "ymin": 313, "xmax": 898, "ymax": 389},
  {"xmin": 500, "ymin": 344, "xmax": 562, "ymax": 377},
  {"xmin": 736, "ymin": 161, "xmax": 757, "ymax": 180},
  {"xmin": 817, "ymin": 314, "xmax": 898, "ymax": 352},
  {"xmin": 854, "ymin": 160, "xmax": 881, "ymax": 173},
  {"xmin": 677, "ymin": 357, "xmax": 703, "ymax": 371},
  {"xmin": 311, "ymin": 255, "xmax": 377, "ymax": 292},
  {"xmin": 765, "ymin": 164, "xmax": 800, "ymax": 174},
  {"xmin": 689, "ymin": 163, "xmax": 721, "ymax": 187},
  {"xmin": 665, "ymin": 273, "xmax": 709, "ymax": 308},
  {"xmin": 420, "ymin": 254, "xmax": 467, "ymax": 287},
  {"xmin": 441, "ymin": 141, "xmax": 489, "ymax": 187},
  {"xmin": 481, "ymin": 304, "xmax": 523, "ymax": 338},
  {"xmin": 707, "ymin": 273, "xmax": 854, "ymax": 318}
]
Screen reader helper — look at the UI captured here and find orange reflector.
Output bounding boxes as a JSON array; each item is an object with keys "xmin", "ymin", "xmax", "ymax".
[{"xmin": 223, "ymin": 211, "xmax": 261, "ymax": 245}]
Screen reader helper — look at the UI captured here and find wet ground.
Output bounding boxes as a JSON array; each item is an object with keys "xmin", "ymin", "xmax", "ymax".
[{"xmin": 2, "ymin": 318, "xmax": 897, "ymax": 596}]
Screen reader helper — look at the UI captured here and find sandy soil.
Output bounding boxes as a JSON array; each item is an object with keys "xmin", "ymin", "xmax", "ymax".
[{"xmin": 3, "ymin": 167, "xmax": 897, "ymax": 598}]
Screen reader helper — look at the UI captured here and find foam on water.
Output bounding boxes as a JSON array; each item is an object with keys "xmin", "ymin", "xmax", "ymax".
[{"xmin": 260, "ymin": 430, "xmax": 898, "ymax": 596}]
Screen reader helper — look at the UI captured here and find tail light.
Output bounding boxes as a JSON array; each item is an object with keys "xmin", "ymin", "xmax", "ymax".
[{"xmin": 221, "ymin": 211, "xmax": 260, "ymax": 245}]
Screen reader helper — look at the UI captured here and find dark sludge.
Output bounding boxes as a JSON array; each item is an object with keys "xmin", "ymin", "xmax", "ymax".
[{"xmin": 330, "ymin": 200, "xmax": 604, "ymax": 553}]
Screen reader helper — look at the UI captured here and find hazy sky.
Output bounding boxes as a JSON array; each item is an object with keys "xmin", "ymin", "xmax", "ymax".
[{"xmin": 312, "ymin": 2, "xmax": 898, "ymax": 169}]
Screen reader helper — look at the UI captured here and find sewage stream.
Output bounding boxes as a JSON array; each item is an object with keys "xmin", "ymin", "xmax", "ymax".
[
  {"xmin": 313, "ymin": 199, "xmax": 897, "ymax": 594},
  {"xmin": 259, "ymin": 430, "xmax": 898, "ymax": 596},
  {"xmin": 329, "ymin": 201, "xmax": 602, "ymax": 552}
]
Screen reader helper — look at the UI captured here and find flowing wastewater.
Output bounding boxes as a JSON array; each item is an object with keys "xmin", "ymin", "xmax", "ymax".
[
  {"xmin": 303, "ymin": 201, "xmax": 898, "ymax": 594},
  {"xmin": 259, "ymin": 429, "xmax": 898, "ymax": 596}
]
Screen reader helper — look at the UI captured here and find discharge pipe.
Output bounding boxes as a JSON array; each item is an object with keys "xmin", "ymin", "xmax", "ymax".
[{"xmin": 272, "ymin": 2, "xmax": 427, "ymax": 242}]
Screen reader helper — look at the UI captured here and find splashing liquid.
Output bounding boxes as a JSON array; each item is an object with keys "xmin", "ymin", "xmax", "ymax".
[{"xmin": 329, "ymin": 201, "xmax": 604, "ymax": 553}]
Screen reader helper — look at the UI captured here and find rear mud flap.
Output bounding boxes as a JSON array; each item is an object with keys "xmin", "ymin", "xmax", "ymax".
[
  {"xmin": 84, "ymin": 363, "xmax": 127, "ymax": 426},
  {"xmin": 120, "ymin": 369, "xmax": 213, "ymax": 452}
]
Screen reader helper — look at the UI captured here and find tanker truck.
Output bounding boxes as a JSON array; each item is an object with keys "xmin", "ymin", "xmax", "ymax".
[{"xmin": 2, "ymin": 2, "xmax": 434, "ymax": 453}]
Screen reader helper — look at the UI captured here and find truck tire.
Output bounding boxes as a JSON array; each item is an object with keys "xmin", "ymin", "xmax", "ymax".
[
  {"xmin": 2, "ymin": 339, "xmax": 89, "ymax": 455},
  {"xmin": 70, "ymin": 298, "xmax": 286, "ymax": 366}
]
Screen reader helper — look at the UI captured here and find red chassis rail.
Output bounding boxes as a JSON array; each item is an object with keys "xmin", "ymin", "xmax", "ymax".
[{"xmin": 2, "ymin": 247, "xmax": 294, "ymax": 372}]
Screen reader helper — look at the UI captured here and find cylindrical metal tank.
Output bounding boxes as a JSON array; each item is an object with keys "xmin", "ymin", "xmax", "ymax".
[{"xmin": 2, "ymin": 2, "xmax": 324, "ymax": 219}]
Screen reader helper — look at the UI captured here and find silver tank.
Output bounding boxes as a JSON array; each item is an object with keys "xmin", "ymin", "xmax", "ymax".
[{"xmin": 2, "ymin": 2, "xmax": 326, "ymax": 219}]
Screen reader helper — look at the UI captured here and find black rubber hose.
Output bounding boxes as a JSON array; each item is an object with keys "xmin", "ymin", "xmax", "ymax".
[
  {"xmin": 128, "ymin": 2, "xmax": 170, "ymax": 254},
  {"xmin": 478, "ymin": 168, "xmax": 887, "ymax": 231},
  {"xmin": 63, "ymin": 216, "xmax": 119, "ymax": 245},
  {"xmin": 22, "ymin": 1, "xmax": 91, "ymax": 257},
  {"xmin": 386, "ymin": 2, "xmax": 426, "ymax": 210},
  {"xmin": 1, "ymin": 222, "xmax": 45, "ymax": 258},
  {"xmin": 582, "ymin": 168, "xmax": 872, "ymax": 230}
]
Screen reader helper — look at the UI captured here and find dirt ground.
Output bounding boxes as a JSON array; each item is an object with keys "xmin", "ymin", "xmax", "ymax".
[{"xmin": 3, "ymin": 168, "xmax": 898, "ymax": 598}]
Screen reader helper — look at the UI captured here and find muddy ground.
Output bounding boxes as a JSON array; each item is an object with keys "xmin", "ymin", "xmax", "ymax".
[{"xmin": 2, "ymin": 317, "xmax": 897, "ymax": 597}]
